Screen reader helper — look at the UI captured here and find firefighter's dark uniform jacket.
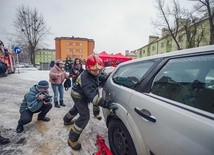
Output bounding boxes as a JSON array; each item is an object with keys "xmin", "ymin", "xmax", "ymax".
[
  {"xmin": 65, "ymin": 69, "xmax": 117, "ymax": 150},
  {"xmin": 71, "ymin": 70, "xmax": 107, "ymax": 106},
  {"xmin": 67, "ymin": 69, "xmax": 108, "ymax": 138}
]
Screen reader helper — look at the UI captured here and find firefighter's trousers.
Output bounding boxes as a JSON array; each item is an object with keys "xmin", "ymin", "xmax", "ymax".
[{"xmin": 68, "ymin": 97, "xmax": 90, "ymax": 142}]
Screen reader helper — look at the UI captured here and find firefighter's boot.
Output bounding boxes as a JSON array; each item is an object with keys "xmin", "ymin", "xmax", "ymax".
[
  {"xmin": 93, "ymin": 105, "xmax": 102, "ymax": 120},
  {"xmin": 63, "ymin": 112, "xmax": 76, "ymax": 125},
  {"xmin": 54, "ymin": 101, "xmax": 60, "ymax": 108},
  {"xmin": 68, "ymin": 125, "xmax": 82, "ymax": 151},
  {"xmin": 68, "ymin": 139, "xmax": 81, "ymax": 151}
]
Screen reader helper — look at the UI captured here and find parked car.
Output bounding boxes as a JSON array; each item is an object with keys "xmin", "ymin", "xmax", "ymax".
[
  {"xmin": 102, "ymin": 66, "xmax": 115, "ymax": 75},
  {"xmin": 16, "ymin": 63, "xmax": 33, "ymax": 68},
  {"xmin": 102, "ymin": 45, "xmax": 214, "ymax": 155}
]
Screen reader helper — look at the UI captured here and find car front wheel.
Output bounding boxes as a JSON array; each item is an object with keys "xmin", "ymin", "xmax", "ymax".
[{"xmin": 108, "ymin": 119, "xmax": 137, "ymax": 155}]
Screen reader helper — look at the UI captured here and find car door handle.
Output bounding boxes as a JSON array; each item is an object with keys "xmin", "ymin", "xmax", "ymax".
[{"xmin": 134, "ymin": 108, "xmax": 156, "ymax": 123}]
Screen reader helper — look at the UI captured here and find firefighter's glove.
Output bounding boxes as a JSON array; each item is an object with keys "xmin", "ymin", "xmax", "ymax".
[
  {"xmin": 93, "ymin": 105, "xmax": 102, "ymax": 120},
  {"xmin": 108, "ymin": 103, "xmax": 118, "ymax": 114},
  {"xmin": 98, "ymin": 99, "xmax": 118, "ymax": 113},
  {"xmin": 98, "ymin": 99, "xmax": 110, "ymax": 109}
]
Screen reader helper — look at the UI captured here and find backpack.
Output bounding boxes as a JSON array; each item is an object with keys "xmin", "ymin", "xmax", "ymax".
[{"xmin": 64, "ymin": 78, "xmax": 71, "ymax": 91}]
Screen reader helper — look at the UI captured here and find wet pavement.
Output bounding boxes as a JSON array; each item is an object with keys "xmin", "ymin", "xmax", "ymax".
[
  {"xmin": 0, "ymin": 128, "xmax": 25, "ymax": 155},
  {"xmin": 0, "ymin": 68, "xmax": 109, "ymax": 155}
]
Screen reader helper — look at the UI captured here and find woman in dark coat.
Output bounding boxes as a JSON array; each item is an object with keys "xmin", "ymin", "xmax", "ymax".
[{"xmin": 70, "ymin": 58, "xmax": 84, "ymax": 85}]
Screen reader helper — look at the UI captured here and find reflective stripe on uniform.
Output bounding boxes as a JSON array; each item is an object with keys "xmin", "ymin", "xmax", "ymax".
[
  {"xmin": 66, "ymin": 112, "xmax": 75, "ymax": 119},
  {"xmin": 70, "ymin": 89, "xmax": 82, "ymax": 99},
  {"xmin": 71, "ymin": 124, "xmax": 83, "ymax": 134},
  {"xmin": 68, "ymin": 138, "xmax": 79, "ymax": 146},
  {"xmin": 75, "ymin": 75, "xmax": 81, "ymax": 86},
  {"xmin": 92, "ymin": 94, "xmax": 102, "ymax": 105}
]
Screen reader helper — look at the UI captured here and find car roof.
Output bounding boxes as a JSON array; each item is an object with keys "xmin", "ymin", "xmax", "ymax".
[{"xmin": 120, "ymin": 45, "xmax": 214, "ymax": 66}]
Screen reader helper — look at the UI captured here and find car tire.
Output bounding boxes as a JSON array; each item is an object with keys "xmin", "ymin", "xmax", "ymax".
[{"xmin": 108, "ymin": 119, "xmax": 137, "ymax": 155}]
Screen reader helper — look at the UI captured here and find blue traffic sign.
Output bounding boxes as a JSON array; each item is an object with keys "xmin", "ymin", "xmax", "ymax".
[{"xmin": 14, "ymin": 46, "xmax": 21, "ymax": 54}]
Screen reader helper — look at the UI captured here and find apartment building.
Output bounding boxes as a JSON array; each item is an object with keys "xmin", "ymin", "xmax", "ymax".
[
  {"xmin": 55, "ymin": 36, "xmax": 94, "ymax": 61},
  {"xmin": 125, "ymin": 50, "xmax": 137, "ymax": 59},
  {"xmin": 35, "ymin": 49, "xmax": 55, "ymax": 65},
  {"xmin": 137, "ymin": 15, "xmax": 211, "ymax": 58}
]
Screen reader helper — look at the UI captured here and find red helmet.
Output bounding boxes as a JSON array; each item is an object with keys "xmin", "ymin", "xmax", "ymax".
[{"xmin": 86, "ymin": 55, "xmax": 104, "ymax": 71}]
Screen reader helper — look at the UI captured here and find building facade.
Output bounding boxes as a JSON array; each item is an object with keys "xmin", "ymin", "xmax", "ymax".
[
  {"xmin": 125, "ymin": 50, "xmax": 137, "ymax": 59},
  {"xmin": 55, "ymin": 36, "xmax": 94, "ymax": 61},
  {"xmin": 35, "ymin": 49, "xmax": 55, "ymax": 65},
  {"xmin": 137, "ymin": 15, "xmax": 211, "ymax": 58}
]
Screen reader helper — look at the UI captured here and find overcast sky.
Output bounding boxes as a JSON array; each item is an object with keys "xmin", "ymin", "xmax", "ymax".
[{"xmin": 0, "ymin": 0, "xmax": 192, "ymax": 54}]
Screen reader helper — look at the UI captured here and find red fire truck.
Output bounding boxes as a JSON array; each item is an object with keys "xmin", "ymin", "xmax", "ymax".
[{"xmin": 0, "ymin": 47, "xmax": 16, "ymax": 76}]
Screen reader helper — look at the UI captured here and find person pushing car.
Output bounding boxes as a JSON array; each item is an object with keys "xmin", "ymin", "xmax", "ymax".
[{"xmin": 63, "ymin": 54, "xmax": 117, "ymax": 151}]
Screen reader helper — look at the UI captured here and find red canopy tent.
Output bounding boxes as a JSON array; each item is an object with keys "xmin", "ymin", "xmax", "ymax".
[
  {"xmin": 98, "ymin": 51, "xmax": 115, "ymax": 62},
  {"xmin": 112, "ymin": 53, "xmax": 132, "ymax": 62},
  {"xmin": 98, "ymin": 51, "xmax": 132, "ymax": 67}
]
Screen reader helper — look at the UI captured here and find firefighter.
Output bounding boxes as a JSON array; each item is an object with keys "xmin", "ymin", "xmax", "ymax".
[{"xmin": 63, "ymin": 54, "xmax": 117, "ymax": 151}]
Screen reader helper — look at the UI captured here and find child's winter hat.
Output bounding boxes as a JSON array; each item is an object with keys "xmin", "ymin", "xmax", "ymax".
[{"xmin": 37, "ymin": 80, "xmax": 49, "ymax": 90}]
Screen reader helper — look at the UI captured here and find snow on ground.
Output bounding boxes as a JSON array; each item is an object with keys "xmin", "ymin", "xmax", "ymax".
[{"xmin": 0, "ymin": 68, "xmax": 108, "ymax": 155}]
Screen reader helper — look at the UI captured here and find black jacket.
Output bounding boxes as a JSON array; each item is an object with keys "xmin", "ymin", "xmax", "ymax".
[
  {"xmin": 70, "ymin": 64, "xmax": 84, "ymax": 78},
  {"xmin": 72, "ymin": 70, "xmax": 107, "ymax": 102}
]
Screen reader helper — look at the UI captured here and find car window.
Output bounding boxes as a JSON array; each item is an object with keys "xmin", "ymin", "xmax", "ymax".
[
  {"xmin": 151, "ymin": 54, "xmax": 214, "ymax": 114},
  {"xmin": 112, "ymin": 61, "xmax": 154, "ymax": 88}
]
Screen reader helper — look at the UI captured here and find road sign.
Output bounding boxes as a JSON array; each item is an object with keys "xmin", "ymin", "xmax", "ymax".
[{"xmin": 14, "ymin": 46, "xmax": 21, "ymax": 54}]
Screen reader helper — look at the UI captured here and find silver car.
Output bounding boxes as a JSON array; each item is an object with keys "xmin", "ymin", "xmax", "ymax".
[{"xmin": 102, "ymin": 45, "xmax": 214, "ymax": 155}]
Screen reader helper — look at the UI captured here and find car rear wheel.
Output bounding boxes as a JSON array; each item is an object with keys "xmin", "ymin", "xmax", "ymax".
[{"xmin": 108, "ymin": 119, "xmax": 137, "ymax": 155}]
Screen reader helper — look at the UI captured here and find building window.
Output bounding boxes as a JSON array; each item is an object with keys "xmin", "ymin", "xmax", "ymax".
[
  {"xmin": 73, "ymin": 49, "xmax": 76, "ymax": 52},
  {"xmin": 152, "ymin": 46, "xmax": 155, "ymax": 51},
  {"xmin": 66, "ymin": 49, "xmax": 70, "ymax": 52},
  {"xmin": 201, "ymin": 34, "xmax": 204, "ymax": 39},
  {"xmin": 80, "ymin": 43, "xmax": 83, "ymax": 46},
  {"xmin": 190, "ymin": 32, "xmax": 194, "ymax": 38},
  {"xmin": 80, "ymin": 49, "xmax": 83, "ymax": 52},
  {"xmin": 161, "ymin": 43, "xmax": 164, "ymax": 48},
  {"xmin": 167, "ymin": 40, "xmax": 172, "ymax": 45},
  {"xmin": 143, "ymin": 50, "xmax": 145, "ymax": 54},
  {"xmin": 178, "ymin": 36, "xmax": 183, "ymax": 42},
  {"xmin": 73, "ymin": 42, "xmax": 76, "ymax": 46},
  {"xmin": 66, "ymin": 42, "xmax": 70, "ymax": 46}
]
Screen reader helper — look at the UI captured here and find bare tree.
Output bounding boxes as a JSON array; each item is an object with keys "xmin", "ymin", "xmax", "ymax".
[
  {"xmin": 13, "ymin": 5, "xmax": 51, "ymax": 66},
  {"xmin": 181, "ymin": 12, "xmax": 206, "ymax": 48},
  {"xmin": 189, "ymin": 0, "xmax": 214, "ymax": 44},
  {"xmin": 153, "ymin": 0, "xmax": 182, "ymax": 50},
  {"xmin": 153, "ymin": 0, "xmax": 206, "ymax": 50}
]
